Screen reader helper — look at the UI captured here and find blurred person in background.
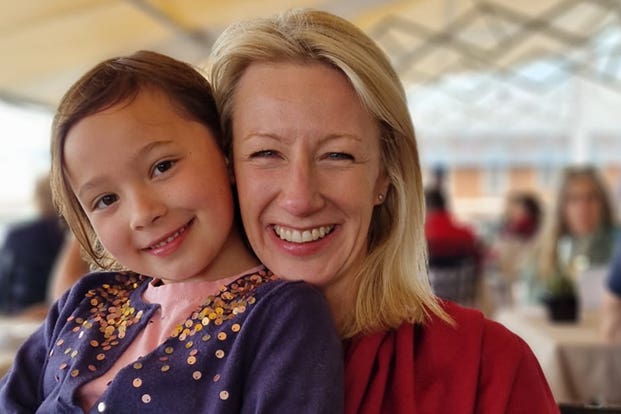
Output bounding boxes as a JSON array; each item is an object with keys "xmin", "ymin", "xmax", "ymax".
[
  {"xmin": 491, "ymin": 192, "xmax": 542, "ymax": 286},
  {"xmin": 424, "ymin": 186, "xmax": 480, "ymax": 261},
  {"xmin": 424, "ymin": 187, "xmax": 485, "ymax": 309},
  {"xmin": 521, "ymin": 166, "xmax": 617, "ymax": 304},
  {"xmin": 0, "ymin": 174, "xmax": 65, "ymax": 315}
]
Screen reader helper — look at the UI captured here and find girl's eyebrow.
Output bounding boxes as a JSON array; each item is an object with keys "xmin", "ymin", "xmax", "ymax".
[
  {"xmin": 130, "ymin": 140, "xmax": 175, "ymax": 163},
  {"xmin": 76, "ymin": 140, "xmax": 174, "ymax": 199}
]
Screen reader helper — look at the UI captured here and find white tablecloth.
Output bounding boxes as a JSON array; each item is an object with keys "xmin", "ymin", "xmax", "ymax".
[{"xmin": 495, "ymin": 307, "xmax": 621, "ymax": 406}]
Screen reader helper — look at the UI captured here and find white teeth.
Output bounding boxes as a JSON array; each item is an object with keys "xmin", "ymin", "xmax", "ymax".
[
  {"xmin": 273, "ymin": 225, "xmax": 334, "ymax": 244},
  {"xmin": 150, "ymin": 224, "xmax": 187, "ymax": 249}
]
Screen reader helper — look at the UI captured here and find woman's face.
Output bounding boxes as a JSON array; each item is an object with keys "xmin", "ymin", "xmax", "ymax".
[
  {"xmin": 231, "ymin": 61, "xmax": 389, "ymax": 294},
  {"xmin": 563, "ymin": 175, "xmax": 604, "ymax": 237}
]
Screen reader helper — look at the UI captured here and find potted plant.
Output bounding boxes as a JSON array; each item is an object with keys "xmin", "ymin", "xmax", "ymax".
[{"xmin": 540, "ymin": 274, "xmax": 579, "ymax": 322}]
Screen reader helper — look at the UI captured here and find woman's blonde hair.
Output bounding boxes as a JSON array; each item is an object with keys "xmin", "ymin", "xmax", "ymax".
[
  {"xmin": 536, "ymin": 165, "xmax": 615, "ymax": 279},
  {"xmin": 209, "ymin": 9, "xmax": 447, "ymax": 337}
]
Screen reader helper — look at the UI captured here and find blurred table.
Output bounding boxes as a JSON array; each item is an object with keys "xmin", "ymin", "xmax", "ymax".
[
  {"xmin": 0, "ymin": 316, "xmax": 43, "ymax": 377},
  {"xmin": 495, "ymin": 307, "xmax": 621, "ymax": 406}
]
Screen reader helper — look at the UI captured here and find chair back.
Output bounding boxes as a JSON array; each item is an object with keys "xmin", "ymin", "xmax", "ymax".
[{"xmin": 428, "ymin": 255, "xmax": 479, "ymax": 307}]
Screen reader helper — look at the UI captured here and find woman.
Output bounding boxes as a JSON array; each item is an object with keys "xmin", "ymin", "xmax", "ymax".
[
  {"xmin": 523, "ymin": 166, "xmax": 617, "ymax": 303},
  {"xmin": 209, "ymin": 9, "xmax": 558, "ymax": 413}
]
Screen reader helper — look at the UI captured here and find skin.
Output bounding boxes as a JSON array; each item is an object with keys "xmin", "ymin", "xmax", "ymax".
[
  {"xmin": 63, "ymin": 88, "xmax": 258, "ymax": 284},
  {"xmin": 231, "ymin": 61, "xmax": 390, "ymax": 323},
  {"xmin": 563, "ymin": 176, "xmax": 604, "ymax": 237}
]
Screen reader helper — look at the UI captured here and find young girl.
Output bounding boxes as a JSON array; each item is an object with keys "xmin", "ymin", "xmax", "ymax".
[{"xmin": 0, "ymin": 51, "xmax": 343, "ymax": 413}]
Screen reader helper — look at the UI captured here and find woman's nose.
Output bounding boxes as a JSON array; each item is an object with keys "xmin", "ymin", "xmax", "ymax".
[
  {"xmin": 129, "ymin": 188, "xmax": 166, "ymax": 230},
  {"xmin": 278, "ymin": 159, "xmax": 324, "ymax": 216}
]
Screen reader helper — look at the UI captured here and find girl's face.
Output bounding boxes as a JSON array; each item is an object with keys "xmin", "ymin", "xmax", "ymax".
[
  {"xmin": 64, "ymin": 88, "xmax": 243, "ymax": 283},
  {"xmin": 231, "ymin": 61, "xmax": 389, "ymax": 296},
  {"xmin": 563, "ymin": 175, "xmax": 604, "ymax": 237}
]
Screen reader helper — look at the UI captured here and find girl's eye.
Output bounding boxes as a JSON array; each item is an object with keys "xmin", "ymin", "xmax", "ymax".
[
  {"xmin": 94, "ymin": 194, "xmax": 118, "ymax": 210},
  {"xmin": 152, "ymin": 160, "xmax": 175, "ymax": 176}
]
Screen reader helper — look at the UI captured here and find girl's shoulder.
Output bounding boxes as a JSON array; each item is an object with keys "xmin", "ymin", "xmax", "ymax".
[
  {"xmin": 53, "ymin": 270, "xmax": 150, "ymax": 320},
  {"xmin": 64, "ymin": 270, "xmax": 148, "ymax": 299}
]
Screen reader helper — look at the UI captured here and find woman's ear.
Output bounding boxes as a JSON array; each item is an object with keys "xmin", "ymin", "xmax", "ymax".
[{"xmin": 374, "ymin": 173, "xmax": 391, "ymax": 206}]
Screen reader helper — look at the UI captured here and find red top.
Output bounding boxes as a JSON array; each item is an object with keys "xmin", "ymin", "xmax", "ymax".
[
  {"xmin": 425, "ymin": 211, "xmax": 479, "ymax": 259},
  {"xmin": 344, "ymin": 301, "xmax": 559, "ymax": 413}
]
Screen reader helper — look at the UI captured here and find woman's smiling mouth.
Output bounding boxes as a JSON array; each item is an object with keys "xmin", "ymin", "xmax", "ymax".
[{"xmin": 273, "ymin": 224, "xmax": 335, "ymax": 243}]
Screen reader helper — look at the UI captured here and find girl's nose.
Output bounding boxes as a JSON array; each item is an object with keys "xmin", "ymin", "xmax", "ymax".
[{"xmin": 129, "ymin": 188, "xmax": 166, "ymax": 230}]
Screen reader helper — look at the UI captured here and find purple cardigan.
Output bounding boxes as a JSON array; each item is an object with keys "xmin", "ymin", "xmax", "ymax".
[{"xmin": 0, "ymin": 268, "xmax": 343, "ymax": 413}]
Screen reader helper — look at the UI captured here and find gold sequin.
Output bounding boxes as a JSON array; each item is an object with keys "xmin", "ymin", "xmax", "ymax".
[
  {"xmin": 161, "ymin": 365, "xmax": 170, "ymax": 372},
  {"xmin": 70, "ymin": 369, "xmax": 79, "ymax": 377},
  {"xmin": 231, "ymin": 324, "xmax": 241, "ymax": 332},
  {"xmin": 90, "ymin": 340, "xmax": 99, "ymax": 347},
  {"xmin": 133, "ymin": 362, "xmax": 143, "ymax": 370},
  {"xmin": 219, "ymin": 390, "xmax": 229, "ymax": 400},
  {"xmin": 185, "ymin": 341, "xmax": 194, "ymax": 349},
  {"xmin": 217, "ymin": 332, "xmax": 227, "ymax": 341},
  {"xmin": 187, "ymin": 356, "xmax": 197, "ymax": 365},
  {"xmin": 141, "ymin": 394, "xmax": 151, "ymax": 404},
  {"xmin": 215, "ymin": 349, "xmax": 225, "ymax": 359},
  {"xmin": 59, "ymin": 363, "xmax": 67, "ymax": 370},
  {"xmin": 202, "ymin": 334, "xmax": 211, "ymax": 342},
  {"xmin": 96, "ymin": 353, "xmax": 106, "ymax": 361},
  {"xmin": 133, "ymin": 378, "xmax": 142, "ymax": 387},
  {"xmin": 164, "ymin": 346, "xmax": 174, "ymax": 354},
  {"xmin": 192, "ymin": 371, "xmax": 202, "ymax": 380},
  {"xmin": 70, "ymin": 350, "xmax": 78, "ymax": 358}
]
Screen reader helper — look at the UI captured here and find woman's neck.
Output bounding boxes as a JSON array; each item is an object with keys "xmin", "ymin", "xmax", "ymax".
[{"xmin": 322, "ymin": 272, "xmax": 359, "ymax": 335}]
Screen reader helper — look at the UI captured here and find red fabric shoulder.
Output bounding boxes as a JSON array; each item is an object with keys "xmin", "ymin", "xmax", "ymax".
[{"xmin": 344, "ymin": 301, "xmax": 559, "ymax": 413}]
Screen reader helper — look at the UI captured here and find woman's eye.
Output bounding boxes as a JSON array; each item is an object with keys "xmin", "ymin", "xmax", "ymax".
[
  {"xmin": 152, "ymin": 160, "xmax": 175, "ymax": 176},
  {"xmin": 94, "ymin": 194, "xmax": 118, "ymax": 210},
  {"xmin": 249, "ymin": 149, "xmax": 278, "ymax": 158},
  {"xmin": 325, "ymin": 152, "xmax": 355, "ymax": 161}
]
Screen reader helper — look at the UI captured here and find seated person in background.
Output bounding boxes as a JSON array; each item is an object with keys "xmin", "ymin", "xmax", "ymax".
[
  {"xmin": 424, "ymin": 187, "xmax": 480, "ymax": 262},
  {"xmin": 491, "ymin": 191, "xmax": 542, "ymax": 285},
  {"xmin": 500, "ymin": 192, "xmax": 541, "ymax": 240},
  {"xmin": 602, "ymin": 240, "xmax": 621, "ymax": 341},
  {"xmin": 521, "ymin": 166, "xmax": 617, "ymax": 305},
  {"xmin": 0, "ymin": 174, "xmax": 66, "ymax": 315},
  {"xmin": 424, "ymin": 187, "xmax": 483, "ymax": 307}
]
